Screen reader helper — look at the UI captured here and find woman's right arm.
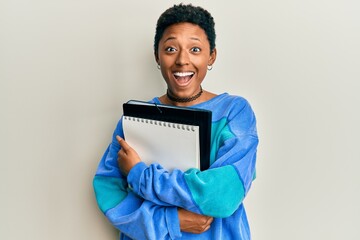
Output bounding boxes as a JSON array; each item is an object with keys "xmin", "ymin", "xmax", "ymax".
[
  {"xmin": 93, "ymin": 121, "xmax": 181, "ymax": 239},
  {"xmin": 95, "ymin": 180, "xmax": 181, "ymax": 239}
]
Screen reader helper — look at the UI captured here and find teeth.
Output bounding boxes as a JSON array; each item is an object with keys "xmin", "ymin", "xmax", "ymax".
[{"xmin": 173, "ymin": 72, "xmax": 194, "ymax": 77}]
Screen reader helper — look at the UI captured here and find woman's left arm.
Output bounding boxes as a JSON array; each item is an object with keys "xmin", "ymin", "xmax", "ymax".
[{"xmin": 124, "ymin": 100, "xmax": 258, "ymax": 218}]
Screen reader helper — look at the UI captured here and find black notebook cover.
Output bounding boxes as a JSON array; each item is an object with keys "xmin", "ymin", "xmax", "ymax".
[{"xmin": 123, "ymin": 100, "xmax": 212, "ymax": 171}]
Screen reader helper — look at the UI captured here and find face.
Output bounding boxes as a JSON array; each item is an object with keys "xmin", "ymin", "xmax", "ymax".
[{"xmin": 155, "ymin": 22, "xmax": 216, "ymax": 100}]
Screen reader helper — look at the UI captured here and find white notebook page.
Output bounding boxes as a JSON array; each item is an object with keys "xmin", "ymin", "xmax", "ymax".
[{"xmin": 122, "ymin": 116, "xmax": 200, "ymax": 172}]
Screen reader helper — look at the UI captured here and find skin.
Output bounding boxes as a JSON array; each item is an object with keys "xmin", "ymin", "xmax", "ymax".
[{"xmin": 117, "ymin": 22, "xmax": 217, "ymax": 234}]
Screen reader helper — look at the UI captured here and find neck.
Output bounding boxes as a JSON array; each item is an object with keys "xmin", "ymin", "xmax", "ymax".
[{"xmin": 166, "ymin": 86, "xmax": 203, "ymax": 104}]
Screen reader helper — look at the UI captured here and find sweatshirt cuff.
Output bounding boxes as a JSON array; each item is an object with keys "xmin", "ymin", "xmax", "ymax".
[
  {"xmin": 127, "ymin": 162, "xmax": 147, "ymax": 194},
  {"xmin": 165, "ymin": 207, "xmax": 182, "ymax": 239}
]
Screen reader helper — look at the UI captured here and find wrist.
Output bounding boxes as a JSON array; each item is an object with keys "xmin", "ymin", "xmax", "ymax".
[{"xmin": 127, "ymin": 162, "xmax": 147, "ymax": 192}]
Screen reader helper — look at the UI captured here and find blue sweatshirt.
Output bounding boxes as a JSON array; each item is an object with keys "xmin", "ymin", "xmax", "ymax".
[{"xmin": 93, "ymin": 93, "xmax": 259, "ymax": 239}]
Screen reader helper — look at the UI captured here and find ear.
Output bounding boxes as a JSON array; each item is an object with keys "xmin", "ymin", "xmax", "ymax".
[
  {"xmin": 208, "ymin": 48, "xmax": 217, "ymax": 66},
  {"xmin": 154, "ymin": 51, "xmax": 160, "ymax": 65}
]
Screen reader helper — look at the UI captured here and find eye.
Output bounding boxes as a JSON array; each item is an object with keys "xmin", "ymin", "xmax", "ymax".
[
  {"xmin": 165, "ymin": 47, "xmax": 177, "ymax": 52},
  {"xmin": 191, "ymin": 47, "xmax": 201, "ymax": 53}
]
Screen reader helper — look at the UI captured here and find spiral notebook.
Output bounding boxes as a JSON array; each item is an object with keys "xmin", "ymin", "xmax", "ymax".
[{"xmin": 122, "ymin": 100, "xmax": 212, "ymax": 171}]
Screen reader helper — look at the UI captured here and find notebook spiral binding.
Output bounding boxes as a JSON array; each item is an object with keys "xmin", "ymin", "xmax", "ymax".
[{"xmin": 124, "ymin": 116, "xmax": 196, "ymax": 132}]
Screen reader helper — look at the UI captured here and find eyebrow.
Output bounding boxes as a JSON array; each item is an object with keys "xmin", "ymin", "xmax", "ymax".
[
  {"xmin": 190, "ymin": 37, "xmax": 201, "ymax": 42},
  {"xmin": 163, "ymin": 36, "xmax": 202, "ymax": 43},
  {"xmin": 164, "ymin": 37, "xmax": 176, "ymax": 43}
]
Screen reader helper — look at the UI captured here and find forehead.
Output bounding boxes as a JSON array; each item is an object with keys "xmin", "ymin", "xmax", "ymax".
[{"xmin": 161, "ymin": 22, "xmax": 208, "ymax": 42}]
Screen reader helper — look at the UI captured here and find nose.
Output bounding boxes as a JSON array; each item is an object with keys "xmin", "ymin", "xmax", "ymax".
[{"xmin": 175, "ymin": 49, "xmax": 189, "ymax": 66}]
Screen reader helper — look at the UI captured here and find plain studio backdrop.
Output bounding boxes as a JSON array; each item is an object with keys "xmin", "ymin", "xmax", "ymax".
[{"xmin": 1, "ymin": 0, "xmax": 359, "ymax": 239}]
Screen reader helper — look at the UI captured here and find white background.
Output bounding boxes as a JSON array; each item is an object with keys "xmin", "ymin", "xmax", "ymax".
[{"xmin": 1, "ymin": 0, "xmax": 359, "ymax": 239}]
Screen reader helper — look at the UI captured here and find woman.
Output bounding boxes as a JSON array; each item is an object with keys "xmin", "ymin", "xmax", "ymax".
[{"xmin": 93, "ymin": 4, "xmax": 258, "ymax": 240}]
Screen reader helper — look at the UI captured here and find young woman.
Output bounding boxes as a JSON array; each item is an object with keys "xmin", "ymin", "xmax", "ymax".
[{"xmin": 94, "ymin": 4, "xmax": 258, "ymax": 239}]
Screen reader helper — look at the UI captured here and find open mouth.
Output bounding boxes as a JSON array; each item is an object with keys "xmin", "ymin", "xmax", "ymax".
[{"xmin": 173, "ymin": 72, "xmax": 194, "ymax": 86}]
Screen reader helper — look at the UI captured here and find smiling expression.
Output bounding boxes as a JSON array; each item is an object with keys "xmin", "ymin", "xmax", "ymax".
[{"xmin": 155, "ymin": 22, "xmax": 216, "ymax": 102}]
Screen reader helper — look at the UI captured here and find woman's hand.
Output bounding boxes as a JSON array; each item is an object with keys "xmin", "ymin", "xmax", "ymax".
[
  {"xmin": 178, "ymin": 208, "xmax": 213, "ymax": 234},
  {"xmin": 116, "ymin": 136, "xmax": 141, "ymax": 176}
]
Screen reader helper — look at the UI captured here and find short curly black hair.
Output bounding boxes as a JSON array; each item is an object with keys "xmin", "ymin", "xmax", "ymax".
[{"xmin": 154, "ymin": 4, "xmax": 216, "ymax": 55}]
